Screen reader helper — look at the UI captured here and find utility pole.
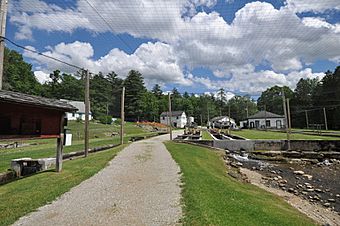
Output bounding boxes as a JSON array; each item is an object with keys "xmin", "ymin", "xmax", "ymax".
[
  {"xmin": 305, "ymin": 110, "xmax": 309, "ymax": 129},
  {"xmin": 323, "ymin": 107, "xmax": 328, "ymax": 130},
  {"xmin": 120, "ymin": 87, "xmax": 125, "ymax": 145},
  {"xmin": 84, "ymin": 70, "xmax": 90, "ymax": 157},
  {"xmin": 228, "ymin": 104, "xmax": 231, "ymax": 135},
  {"xmin": 207, "ymin": 103, "xmax": 210, "ymax": 123},
  {"xmin": 0, "ymin": 0, "xmax": 9, "ymax": 90},
  {"xmin": 168, "ymin": 93, "xmax": 173, "ymax": 140},
  {"xmin": 282, "ymin": 88, "xmax": 290, "ymax": 150},
  {"xmin": 264, "ymin": 105, "xmax": 267, "ymax": 130},
  {"xmin": 287, "ymin": 98, "xmax": 292, "ymax": 150}
]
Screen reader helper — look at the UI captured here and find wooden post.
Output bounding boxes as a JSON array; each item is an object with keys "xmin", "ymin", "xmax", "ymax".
[
  {"xmin": 0, "ymin": 0, "xmax": 9, "ymax": 90},
  {"xmin": 323, "ymin": 107, "xmax": 328, "ymax": 130},
  {"xmin": 228, "ymin": 104, "xmax": 231, "ymax": 135},
  {"xmin": 282, "ymin": 88, "xmax": 290, "ymax": 150},
  {"xmin": 264, "ymin": 105, "xmax": 267, "ymax": 130},
  {"xmin": 168, "ymin": 93, "xmax": 173, "ymax": 140},
  {"xmin": 120, "ymin": 87, "xmax": 125, "ymax": 145},
  {"xmin": 305, "ymin": 110, "xmax": 309, "ymax": 129},
  {"xmin": 287, "ymin": 98, "xmax": 292, "ymax": 150},
  {"xmin": 56, "ymin": 114, "xmax": 65, "ymax": 172},
  {"xmin": 84, "ymin": 70, "xmax": 90, "ymax": 157}
]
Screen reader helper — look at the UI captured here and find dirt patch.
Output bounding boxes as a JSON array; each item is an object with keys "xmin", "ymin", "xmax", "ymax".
[{"xmin": 240, "ymin": 168, "xmax": 340, "ymax": 226}]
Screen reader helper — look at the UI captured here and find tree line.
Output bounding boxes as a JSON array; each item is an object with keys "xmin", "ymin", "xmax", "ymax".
[{"xmin": 3, "ymin": 47, "xmax": 340, "ymax": 129}]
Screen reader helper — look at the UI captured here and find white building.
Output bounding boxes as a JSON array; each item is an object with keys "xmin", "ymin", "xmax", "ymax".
[
  {"xmin": 242, "ymin": 111, "xmax": 285, "ymax": 129},
  {"xmin": 160, "ymin": 111, "xmax": 187, "ymax": 128},
  {"xmin": 210, "ymin": 116, "xmax": 236, "ymax": 129},
  {"xmin": 61, "ymin": 100, "xmax": 93, "ymax": 121}
]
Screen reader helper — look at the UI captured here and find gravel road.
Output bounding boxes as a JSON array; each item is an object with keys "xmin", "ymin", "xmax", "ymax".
[{"xmin": 14, "ymin": 132, "xmax": 183, "ymax": 226}]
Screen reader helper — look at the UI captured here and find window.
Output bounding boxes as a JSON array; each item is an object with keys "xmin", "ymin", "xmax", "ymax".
[
  {"xmin": 266, "ymin": 120, "xmax": 271, "ymax": 127},
  {"xmin": 176, "ymin": 116, "xmax": 179, "ymax": 119},
  {"xmin": 72, "ymin": 113, "xmax": 75, "ymax": 117},
  {"xmin": 162, "ymin": 116, "xmax": 165, "ymax": 120}
]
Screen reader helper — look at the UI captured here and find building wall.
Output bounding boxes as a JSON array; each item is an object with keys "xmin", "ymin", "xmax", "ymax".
[
  {"xmin": 160, "ymin": 112, "xmax": 187, "ymax": 128},
  {"xmin": 248, "ymin": 118, "xmax": 285, "ymax": 129},
  {"xmin": 66, "ymin": 112, "xmax": 92, "ymax": 121},
  {"xmin": 0, "ymin": 102, "xmax": 63, "ymax": 138}
]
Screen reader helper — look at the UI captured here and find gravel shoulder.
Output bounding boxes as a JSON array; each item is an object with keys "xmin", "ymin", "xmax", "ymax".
[{"xmin": 14, "ymin": 132, "xmax": 183, "ymax": 226}]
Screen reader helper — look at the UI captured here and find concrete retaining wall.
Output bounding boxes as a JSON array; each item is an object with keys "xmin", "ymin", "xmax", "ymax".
[{"xmin": 187, "ymin": 139, "xmax": 340, "ymax": 152}]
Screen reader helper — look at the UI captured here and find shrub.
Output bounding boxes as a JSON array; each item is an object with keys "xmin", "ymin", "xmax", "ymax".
[{"xmin": 98, "ymin": 115, "xmax": 112, "ymax": 124}]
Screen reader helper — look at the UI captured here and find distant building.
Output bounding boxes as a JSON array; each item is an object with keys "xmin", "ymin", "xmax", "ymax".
[
  {"xmin": 241, "ymin": 111, "xmax": 285, "ymax": 129},
  {"xmin": 61, "ymin": 100, "xmax": 93, "ymax": 121},
  {"xmin": 210, "ymin": 116, "xmax": 236, "ymax": 129},
  {"xmin": 160, "ymin": 111, "xmax": 187, "ymax": 128}
]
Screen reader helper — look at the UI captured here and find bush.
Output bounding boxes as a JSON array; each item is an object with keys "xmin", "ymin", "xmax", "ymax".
[{"xmin": 98, "ymin": 115, "xmax": 112, "ymax": 124}]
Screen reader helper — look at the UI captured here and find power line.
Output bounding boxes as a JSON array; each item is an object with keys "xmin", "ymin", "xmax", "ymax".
[{"xmin": 1, "ymin": 36, "xmax": 84, "ymax": 71}]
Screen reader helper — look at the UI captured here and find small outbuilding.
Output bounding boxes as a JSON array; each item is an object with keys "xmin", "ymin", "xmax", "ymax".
[
  {"xmin": 61, "ymin": 100, "xmax": 93, "ymax": 121},
  {"xmin": 160, "ymin": 111, "xmax": 187, "ymax": 128},
  {"xmin": 0, "ymin": 90, "xmax": 77, "ymax": 172},
  {"xmin": 241, "ymin": 110, "xmax": 285, "ymax": 129}
]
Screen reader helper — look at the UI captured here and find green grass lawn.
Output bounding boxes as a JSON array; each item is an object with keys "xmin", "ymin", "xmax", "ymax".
[
  {"xmin": 201, "ymin": 130, "xmax": 214, "ymax": 140},
  {"xmin": 232, "ymin": 129, "xmax": 340, "ymax": 140},
  {"xmin": 0, "ymin": 144, "xmax": 126, "ymax": 226},
  {"xmin": 165, "ymin": 142, "xmax": 316, "ymax": 226},
  {"xmin": 0, "ymin": 121, "xmax": 156, "ymax": 173}
]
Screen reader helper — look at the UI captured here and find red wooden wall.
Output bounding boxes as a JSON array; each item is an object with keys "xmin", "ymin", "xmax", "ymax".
[{"xmin": 0, "ymin": 102, "xmax": 64, "ymax": 139}]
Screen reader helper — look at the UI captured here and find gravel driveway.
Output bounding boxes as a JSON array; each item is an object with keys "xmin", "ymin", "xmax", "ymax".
[{"xmin": 14, "ymin": 132, "xmax": 183, "ymax": 226}]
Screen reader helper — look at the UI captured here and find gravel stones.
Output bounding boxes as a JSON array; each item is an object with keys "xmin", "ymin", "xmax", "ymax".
[{"xmin": 13, "ymin": 133, "xmax": 183, "ymax": 226}]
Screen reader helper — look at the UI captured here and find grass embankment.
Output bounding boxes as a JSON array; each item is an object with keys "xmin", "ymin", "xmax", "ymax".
[
  {"xmin": 232, "ymin": 129, "xmax": 340, "ymax": 140},
  {"xmin": 165, "ymin": 142, "xmax": 316, "ymax": 226},
  {"xmin": 201, "ymin": 130, "xmax": 214, "ymax": 140},
  {"xmin": 0, "ymin": 144, "xmax": 126, "ymax": 226},
  {"xmin": 0, "ymin": 121, "xmax": 156, "ymax": 173}
]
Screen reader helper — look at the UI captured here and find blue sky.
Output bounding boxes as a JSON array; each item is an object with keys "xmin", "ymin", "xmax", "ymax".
[{"xmin": 5, "ymin": 0, "xmax": 340, "ymax": 96}]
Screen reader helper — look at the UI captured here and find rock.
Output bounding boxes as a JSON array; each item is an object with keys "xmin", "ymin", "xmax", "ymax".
[
  {"xmin": 278, "ymin": 179, "xmax": 287, "ymax": 184},
  {"xmin": 306, "ymin": 189, "xmax": 314, "ymax": 192},
  {"xmin": 271, "ymin": 170, "xmax": 276, "ymax": 174},
  {"xmin": 302, "ymin": 191, "xmax": 308, "ymax": 195},
  {"xmin": 236, "ymin": 162, "xmax": 243, "ymax": 167},
  {"xmin": 313, "ymin": 196, "xmax": 320, "ymax": 200},
  {"xmin": 315, "ymin": 188, "xmax": 322, "ymax": 193},
  {"xmin": 304, "ymin": 182, "xmax": 311, "ymax": 186},
  {"xmin": 273, "ymin": 177, "xmax": 279, "ymax": 181},
  {"xmin": 288, "ymin": 188, "xmax": 294, "ymax": 193},
  {"xmin": 277, "ymin": 175, "xmax": 282, "ymax": 179},
  {"xmin": 306, "ymin": 185, "xmax": 313, "ymax": 189},
  {"xmin": 328, "ymin": 199, "xmax": 336, "ymax": 203},
  {"xmin": 294, "ymin": 170, "xmax": 304, "ymax": 175},
  {"xmin": 336, "ymin": 194, "xmax": 340, "ymax": 198},
  {"xmin": 323, "ymin": 203, "xmax": 331, "ymax": 207},
  {"xmin": 279, "ymin": 183, "xmax": 285, "ymax": 187},
  {"xmin": 252, "ymin": 167, "xmax": 257, "ymax": 170},
  {"xmin": 302, "ymin": 174, "xmax": 313, "ymax": 180}
]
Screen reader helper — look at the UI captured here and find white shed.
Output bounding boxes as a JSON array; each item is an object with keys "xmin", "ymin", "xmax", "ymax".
[
  {"xmin": 247, "ymin": 111, "xmax": 285, "ymax": 129},
  {"xmin": 61, "ymin": 100, "xmax": 93, "ymax": 121},
  {"xmin": 160, "ymin": 111, "xmax": 187, "ymax": 128}
]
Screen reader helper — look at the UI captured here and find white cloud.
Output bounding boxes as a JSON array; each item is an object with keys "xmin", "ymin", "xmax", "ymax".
[
  {"xmin": 190, "ymin": 67, "xmax": 325, "ymax": 95},
  {"xmin": 24, "ymin": 41, "xmax": 192, "ymax": 87},
  {"xmin": 34, "ymin": 70, "xmax": 51, "ymax": 84},
  {"xmin": 11, "ymin": 0, "xmax": 340, "ymax": 94},
  {"xmin": 284, "ymin": 0, "xmax": 340, "ymax": 13}
]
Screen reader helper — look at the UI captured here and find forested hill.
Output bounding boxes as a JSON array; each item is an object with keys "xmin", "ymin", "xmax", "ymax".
[{"xmin": 3, "ymin": 47, "xmax": 340, "ymax": 129}]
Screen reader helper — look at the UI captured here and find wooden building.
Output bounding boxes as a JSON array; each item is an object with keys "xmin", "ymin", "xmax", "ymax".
[{"xmin": 0, "ymin": 90, "xmax": 77, "ymax": 171}]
